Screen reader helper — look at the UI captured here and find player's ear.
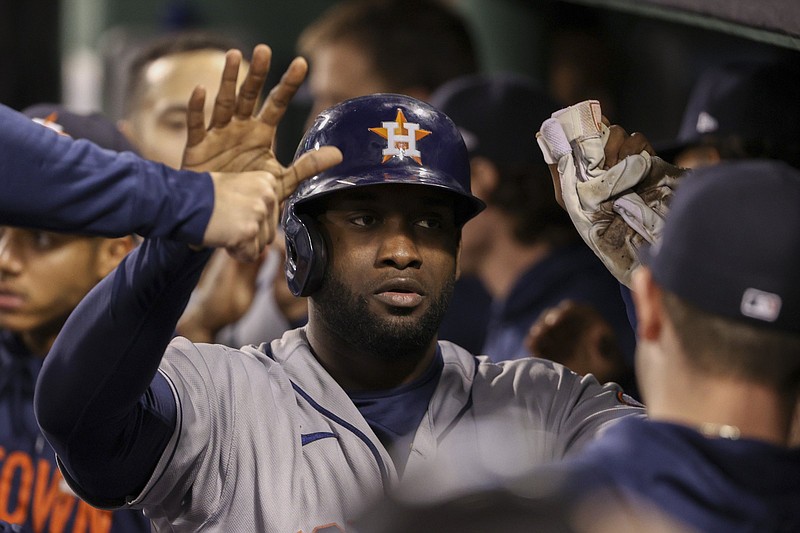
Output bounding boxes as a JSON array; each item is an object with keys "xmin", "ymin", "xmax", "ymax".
[
  {"xmin": 94, "ymin": 236, "xmax": 137, "ymax": 278},
  {"xmin": 468, "ymin": 156, "xmax": 499, "ymax": 202},
  {"xmin": 117, "ymin": 118, "xmax": 137, "ymax": 146},
  {"xmin": 631, "ymin": 267, "xmax": 664, "ymax": 341}
]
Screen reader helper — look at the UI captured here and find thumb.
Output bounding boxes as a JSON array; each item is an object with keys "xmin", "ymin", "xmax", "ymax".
[{"xmin": 280, "ymin": 145, "xmax": 343, "ymax": 201}]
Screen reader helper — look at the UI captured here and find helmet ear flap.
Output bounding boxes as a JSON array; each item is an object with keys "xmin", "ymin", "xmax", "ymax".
[{"xmin": 284, "ymin": 211, "xmax": 327, "ymax": 297}]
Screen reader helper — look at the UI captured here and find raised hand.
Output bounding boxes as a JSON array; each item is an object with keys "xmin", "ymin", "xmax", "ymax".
[
  {"xmin": 182, "ymin": 44, "xmax": 341, "ymax": 200},
  {"xmin": 184, "ymin": 43, "xmax": 343, "ymax": 261},
  {"xmin": 537, "ymin": 100, "xmax": 686, "ymax": 287}
]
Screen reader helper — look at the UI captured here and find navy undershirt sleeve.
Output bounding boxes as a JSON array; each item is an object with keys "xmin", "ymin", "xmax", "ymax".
[
  {"xmin": 34, "ymin": 238, "xmax": 212, "ymax": 503},
  {"xmin": 619, "ymin": 284, "xmax": 638, "ymax": 333},
  {"xmin": 0, "ymin": 103, "xmax": 213, "ymax": 243}
]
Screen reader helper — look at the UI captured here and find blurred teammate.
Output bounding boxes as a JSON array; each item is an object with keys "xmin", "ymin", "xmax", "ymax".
[
  {"xmin": 0, "ymin": 105, "xmax": 147, "ymax": 532},
  {"xmin": 658, "ymin": 60, "xmax": 800, "ymax": 170},
  {"xmin": 297, "ymin": 0, "xmax": 477, "ymax": 120},
  {"xmin": 120, "ymin": 31, "xmax": 297, "ymax": 346}
]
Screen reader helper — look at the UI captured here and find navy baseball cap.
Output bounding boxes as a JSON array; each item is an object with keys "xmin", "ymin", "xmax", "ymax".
[
  {"xmin": 643, "ymin": 159, "xmax": 800, "ymax": 334},
  {"xmin": 22, "ymin": 103, "xmax": 137, "ymax": 153},
  {"xmin": 429, "ymin": 72, "xmax": 560, "ymax": 166},
  {"xmin": 657, "ymin": 60, "xmax": 800, "ymax": 164}
]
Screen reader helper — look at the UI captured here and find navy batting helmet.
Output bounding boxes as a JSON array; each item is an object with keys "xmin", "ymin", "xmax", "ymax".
[{"xmin": 283, "ymin": 93, "xmax": 485, "ymax": 296}]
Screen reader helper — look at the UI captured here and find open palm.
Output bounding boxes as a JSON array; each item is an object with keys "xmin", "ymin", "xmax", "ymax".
[{"xmin": 181, "ymin": 44, "xmax": 340, "ymax": 201}]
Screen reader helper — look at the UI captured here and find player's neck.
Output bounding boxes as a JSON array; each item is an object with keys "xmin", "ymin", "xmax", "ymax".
[
  {"xmin": 19, "ymin": 324, "xmax": 61, "ymax": 358},
  {"xmin": 648, "ymin": 373, "xmax": 794, "ymax": 446}
]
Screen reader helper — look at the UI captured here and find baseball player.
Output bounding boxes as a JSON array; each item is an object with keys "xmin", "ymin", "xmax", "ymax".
[
  {"xmin": 0, "ymin": 102, "xmax": 281, "ymax": 261},
  {"xmin": 0, "ymin": 106, "xmax": 150, "ymax": 532},
  {"xmin": 34, "ymin": 46, "xmax": 643, "ymax": 532}
]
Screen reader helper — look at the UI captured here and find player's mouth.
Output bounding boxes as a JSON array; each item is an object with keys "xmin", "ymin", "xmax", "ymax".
[
  {"xmin": 0, "ymin": 289, "xmax": 24, "ymax": 311},
  {"xmin": 373, "ymin": 278, "xmax": 425, "ymax": 308}
]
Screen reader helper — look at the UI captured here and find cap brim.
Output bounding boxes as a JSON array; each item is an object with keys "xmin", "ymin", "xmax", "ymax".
[{"xmin": 294, "ymin": 167, "xmax": 486, "ymax": 225}]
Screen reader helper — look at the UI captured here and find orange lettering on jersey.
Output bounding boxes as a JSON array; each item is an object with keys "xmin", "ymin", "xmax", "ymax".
[
  {"xmin": 72, "ymin": 501, "xmax": 112, "ymax": 533},
  {"xmin": 32, "ymin": 458, "xmax": 75, "ymax": 533},
  {"xmin": 0, "ymin": 451, "xmax": 34, "ymax": 523}
]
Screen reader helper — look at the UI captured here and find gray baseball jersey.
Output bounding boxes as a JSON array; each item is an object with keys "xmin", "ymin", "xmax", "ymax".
[{"xmin": 128, "ymin": 328, "xmax": 642, "ymax": 532}]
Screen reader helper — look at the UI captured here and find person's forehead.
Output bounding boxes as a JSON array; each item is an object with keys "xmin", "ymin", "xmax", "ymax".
[
  {"xmin": 141, "ymin": 49, "xmax": 247, "ymax": 96},
  {"xmin": 308, "ymin": 42, "xmax": 387, "ymax": 95},
  {"xmin": 0, "ymin": 226, "xmax": 91, "ymax": 245}
]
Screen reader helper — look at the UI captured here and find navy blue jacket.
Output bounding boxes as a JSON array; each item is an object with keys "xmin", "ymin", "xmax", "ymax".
[
  {"xmin": 554, "ymin": 417, "xmax": 800, "ymax": 532},
  {"xmin": 482, "ymin": 243, "xmax": 635, "ymax": 364},
  {"xmin": 0, "ymin": 331, "xmax": 150, "ymax": 532},
  {"xmin": 0, "ymin": 103, "xmax": 212, "ymax": 241}
]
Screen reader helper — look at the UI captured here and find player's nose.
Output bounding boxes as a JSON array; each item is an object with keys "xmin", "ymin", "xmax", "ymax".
[
  {"xmin": 0, "ymin": 230, "xmax": 24, "ymax": 275},
  {"xmin": 376, "ymin": 220, "xmax": 422, "ymax": 270}
]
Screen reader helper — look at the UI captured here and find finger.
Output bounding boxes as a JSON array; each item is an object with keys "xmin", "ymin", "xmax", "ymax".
[
  {"xmin": 618, "ymin": 132, "xmax": 654, "ymax": 162},
  {"xmin": 603, "ymin": 125, "xmax": 629, "ymax": 168},
  {"xmin": 235, "ymin": 44, "xmax": 272, "ymax": 119},
  {"xmin": 209, "ymin": 49, "xmax": 243, "ymax": 129},
  {"xmin": 547, "ymin": 163, "xmax": 565, "ymax": 209},
  {"xmin": 556, "ymin": 153, "xmax": 584, "ymax": 218},
  {"xmin": 257, "ymin": 56, "xmax": 308, "ymax": 129},
  {"xmin": 185, "ymin": 86, "xmax": 208, "ymax": 148},
  {"xmin": 613, "ymin": 192, "xmax": 665, "ymax": 245},
  {"xmin": 228, "ymin": 241, "xmax": 260, "ymax": 263},
  {"xmin": 280, "ymin": 145, "xmax": 343, "ymax": 201}
]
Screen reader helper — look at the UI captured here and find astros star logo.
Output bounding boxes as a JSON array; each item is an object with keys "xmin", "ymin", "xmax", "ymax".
[{"xmin": 369, "ymin": 109, "xmax": 431, "ymax": 165}]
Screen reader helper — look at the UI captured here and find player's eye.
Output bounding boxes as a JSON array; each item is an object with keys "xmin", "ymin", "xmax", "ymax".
[
  {"xmin": 350, "ymin": 214, "xmax": 378, "ymax": 227},
  {"xmin": 416, "ymin": 217, "xmax": 443, "ymax": 229},
  {"xmin": 162, "ymin": 119, "xmax": 186, "ymax": 132},
  {"xmin": 32, "ymin": 232, "xmax": 55, "ymax": 249},
  {"xmin": 159, "ymin": 111, "xmax": 188, "ymax": 132}
]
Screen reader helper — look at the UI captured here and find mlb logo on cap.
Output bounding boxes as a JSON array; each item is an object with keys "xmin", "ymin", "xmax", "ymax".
[{"xmin": 740, "ymin": 289, "xmax": 782, "ymax": 323}]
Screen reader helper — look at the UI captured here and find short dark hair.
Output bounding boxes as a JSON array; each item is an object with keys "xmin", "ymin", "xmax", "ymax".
[
  {"xmin": 298, "ymin": 0, "xmax": 477, "ymax": 94},
  {"xmin": 122, "ymin": 30, "xmax": 249, "ymax": 117},
  {"xmin": 490, "ymin": 162, "xmax": 579, "ymax": 247},
  {"xmin": 662, "ymin": 290, "xmax": 800, "ymax": 395}
]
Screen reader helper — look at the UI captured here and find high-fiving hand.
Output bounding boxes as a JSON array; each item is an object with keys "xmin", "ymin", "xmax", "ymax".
[{"xmin": 183, "ymin": 44, "xmax": 342, "ymax": 261}]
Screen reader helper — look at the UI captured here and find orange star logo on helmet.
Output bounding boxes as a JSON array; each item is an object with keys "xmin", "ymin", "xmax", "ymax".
[{"xmin": 369, "ymin": 109, "xmax": 431, "ymax": 165}]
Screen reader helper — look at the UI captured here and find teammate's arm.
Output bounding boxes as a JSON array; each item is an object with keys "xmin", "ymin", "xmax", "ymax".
[
  {"xmin": 0, "ymin": 103, "xmax": 282, "ymax": 260},
  {"xmin": 0, "ymin": 103, "xmax": 212, "ymax": 239},
  {"xmin": 35, "ymin": 239, "xmax": 210, "ymax": 503}
]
